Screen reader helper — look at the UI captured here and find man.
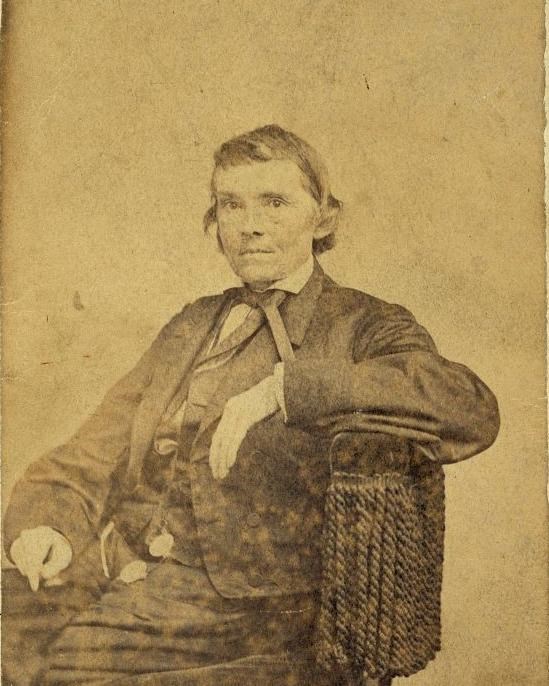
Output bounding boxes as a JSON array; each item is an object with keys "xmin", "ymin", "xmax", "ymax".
[{"xmin": 3, "ymin": 125, "xmax": 500, "ymax": 685}]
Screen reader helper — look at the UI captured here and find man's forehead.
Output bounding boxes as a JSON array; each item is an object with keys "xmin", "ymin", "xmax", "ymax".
[{"xmin": 212, "ymin": 158, "xmax": 309, "ymax": 195}]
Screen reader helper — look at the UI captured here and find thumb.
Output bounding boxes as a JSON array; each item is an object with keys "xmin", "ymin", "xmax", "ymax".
[
  {"xmin": 10, "ymin": 538, "xmax": 31, "ymax": 582},
  {"xmin": 28, "ymin": 564, "xmax": 41, "ymax": 592},
  {"xmin": 11, "ymin": 537, "xmax": 40, "ymax": 592},
  {"xmin": 41, "ymin": 537, "xmax": 73, "ymax": 580}
]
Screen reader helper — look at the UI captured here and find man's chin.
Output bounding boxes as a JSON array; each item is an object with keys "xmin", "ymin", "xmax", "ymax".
[
  {"xmin": 241, "ymin": 274, "xmax": 280, "ymax": 288},
  {"xmin": 233, "ymin": 263, "xmax": 282, "ymax": 286}
]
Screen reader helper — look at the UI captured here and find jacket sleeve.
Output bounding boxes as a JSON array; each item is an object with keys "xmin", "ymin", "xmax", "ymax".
[
  {"xmin": 3, "ymin": 308, "xmax": 188, "ymax": 559},
  {"xmin": 282, "ymin": 307, "xmax": 500, "ymax": 464}
]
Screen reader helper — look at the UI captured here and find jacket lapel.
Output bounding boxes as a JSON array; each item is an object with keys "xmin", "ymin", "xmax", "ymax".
[
  {"xmin": 127, "ymin": 295, "xmax": 228, "ymax": 488},
  {"xmin": 278, "ymin": 257, "xmax": 326, "ymax": 346},
  {"xmin": 199, "ymin": 307, "xmax": 265, "ymax": 362},
  {"xmin": 190, "ymin": 326, "xmax": 281, "ymax": 462},
  {"xmin": 191, "ymin": 260, "xmax": 327, "ymax": 459}
]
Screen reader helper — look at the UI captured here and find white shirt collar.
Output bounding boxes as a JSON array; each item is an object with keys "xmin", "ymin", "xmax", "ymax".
[
  {"xmin": 222, "ymin": 255, "xmax": 315, "ymax": 297},
  {"xmin": 262, "ymin": 254, "xmax": 314, "ymax": 295}
]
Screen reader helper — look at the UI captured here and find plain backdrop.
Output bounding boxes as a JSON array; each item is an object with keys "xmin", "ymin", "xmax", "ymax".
[{"xmin": 1, "ymin": 2, "xmax": 547, "ymax": 684}]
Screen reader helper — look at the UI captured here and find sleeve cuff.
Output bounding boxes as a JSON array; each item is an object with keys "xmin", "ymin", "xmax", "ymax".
[
  {"xmin": 4, "ymin": 483, "xmax": 95, "ymax": 562},
  {"xmin": 282, "ymin": 359, "xmax": 353, "ymax": 426}
]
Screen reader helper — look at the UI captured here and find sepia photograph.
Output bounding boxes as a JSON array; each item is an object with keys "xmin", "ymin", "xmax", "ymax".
[{"xmin": 1, "ymin": 2, "xmax": 546, "ymax": 685}]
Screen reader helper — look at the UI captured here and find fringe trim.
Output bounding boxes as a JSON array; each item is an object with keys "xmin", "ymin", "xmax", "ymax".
[{"xmin": 316, "ymin": 466, "xmax": 445, "ymax": 681}]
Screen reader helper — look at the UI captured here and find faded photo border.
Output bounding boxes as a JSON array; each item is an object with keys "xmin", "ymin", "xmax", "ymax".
[{"xmin": 1, "ymin": 2, "xmax": 547, "ymax": 684}]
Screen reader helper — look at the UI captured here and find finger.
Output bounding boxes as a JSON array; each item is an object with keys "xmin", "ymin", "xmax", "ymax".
[
  {"xmin": 19, "ymin": 527, "xmax": 55, "ymax": 591},
  {"xmin": 216, "ymin": 417, "xmax": 237, "ymax": 479},
  {"xmin": 225, "ymin": 434, "xmax": 244, "ymax": 474},
  {"xmin": 229, "ymin": 427, "xmax": 248, "ymax": 473},
  {"xmin": 216, "ymin": 424, "xmax": 232, "ymax": 479},
  {"xmin": 12, "ymin": 537, "xmax": 41, "ymax": 591},
  {"xmin": 10, "ymin": 538, "xmax": 30, "ymax": 578},
  {"xmin": 41, "ymin": 539, "xmax": 72, "ymax": 580},
  {"xmin": 27, "ymin": 561, "xmax": 41, "ymax": 592},
  {"xmin": 211, "ymin": 409, "xmax": 235, "ymax": 479},
  {"xmin": 219, "ymin": 432, "xmax": 239, "ymax": 478},
  {"xmin": 44, "ymin": 561, "xmax": 72, "ymax": 588},
  {"xmin": 219, "ymin": 422, "xmax": 247, "ymax": 479}
]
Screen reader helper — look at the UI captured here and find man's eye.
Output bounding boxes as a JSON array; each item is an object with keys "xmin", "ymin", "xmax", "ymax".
[
  {"xmin": 268, "ymin": 198, "xmax": 284, "ymax": 208},
  {"xmin": 222, "ymin": 200, "xmax": 239, "ymax": 210}
]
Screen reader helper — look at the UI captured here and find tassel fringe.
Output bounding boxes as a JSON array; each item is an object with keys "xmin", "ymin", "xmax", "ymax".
[{"xmin": 316, "ymin": 464, "xmax": 445, "ymax": 681}]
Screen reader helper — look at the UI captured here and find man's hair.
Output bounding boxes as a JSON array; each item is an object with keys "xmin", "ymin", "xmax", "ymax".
[{"xmin": 203, "ymin": 124, "xmax": 342, "ymax": 254}]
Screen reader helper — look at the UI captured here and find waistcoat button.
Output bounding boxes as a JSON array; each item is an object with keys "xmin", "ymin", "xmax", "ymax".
[
  {"xmin": 247, "ymin": 573, "xmax": 264, "ymax": 588},
  {"xmin": 246, "ymin": 512, "xmax": 261, "ymax": 527}
]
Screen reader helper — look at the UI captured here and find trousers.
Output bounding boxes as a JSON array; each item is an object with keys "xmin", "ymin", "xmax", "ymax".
[
  {"xmin": 1, "ymin": 561, "xmax": 348, "ymax": 686},
  {"xmin": 3, "ymin": 561, "xmax": 393, "ymax": 686}
]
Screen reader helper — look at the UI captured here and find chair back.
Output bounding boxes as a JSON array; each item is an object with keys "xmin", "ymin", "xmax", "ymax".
[{"xmin": 316, "ymin": 432, "xmax": 445, "ymax": 683}]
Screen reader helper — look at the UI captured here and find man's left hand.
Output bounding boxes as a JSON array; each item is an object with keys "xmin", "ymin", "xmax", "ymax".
[{"xmin": 210, "ymin": 375, "xmax": 279, "ymax": 480}]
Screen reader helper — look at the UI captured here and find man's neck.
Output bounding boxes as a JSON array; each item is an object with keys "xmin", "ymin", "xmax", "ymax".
[{"xmin": 246, "ymin": 255, "xmax": 314, "ymax": 294}]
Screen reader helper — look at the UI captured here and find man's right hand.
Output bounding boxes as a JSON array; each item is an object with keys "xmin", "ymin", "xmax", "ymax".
[{"xmin": 10, "ymin": 526, "xmax": 73, "ymax": 591}]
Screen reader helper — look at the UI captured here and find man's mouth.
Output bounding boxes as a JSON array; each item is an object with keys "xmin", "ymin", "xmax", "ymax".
[{"xmin": 239, "ymin": 248, "xmax": 274, "ymax": 255}]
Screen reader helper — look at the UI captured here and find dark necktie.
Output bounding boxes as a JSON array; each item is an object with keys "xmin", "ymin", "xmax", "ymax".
[{"xmin": 232, "ymin": 288, "xmax": 296, "ymax": 362}]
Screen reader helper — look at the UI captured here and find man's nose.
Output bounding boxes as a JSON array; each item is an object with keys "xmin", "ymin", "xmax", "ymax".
[{"xmin": 241, "ymin": 209, "xmax": 264, "ymax": 235}]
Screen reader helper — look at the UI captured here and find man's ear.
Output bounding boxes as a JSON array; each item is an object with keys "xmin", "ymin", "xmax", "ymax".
[
  {"xmin": 312, "ymin": 223, "xmax": 332, "ymax": 240},
  {"xmin": 313, "ymin": 196, "xmax": 342, "ymax": 238},
  {"xmin": 312, "ymin": 211, "xmax": 334, "ymax": 240},
  {"xmin": 310, "ymin": 204, "xmax": 330, "ymax": 240}
]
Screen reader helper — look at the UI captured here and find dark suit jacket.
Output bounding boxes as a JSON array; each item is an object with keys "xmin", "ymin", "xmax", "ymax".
[{"xmin": 4, "ymin": 260, "xmax": 500, "ymax": 598}]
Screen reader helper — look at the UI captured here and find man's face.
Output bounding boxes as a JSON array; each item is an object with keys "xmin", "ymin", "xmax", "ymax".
[{"xmin": 213, "ymin": 159, "xmax": 327, "ymax": 287}]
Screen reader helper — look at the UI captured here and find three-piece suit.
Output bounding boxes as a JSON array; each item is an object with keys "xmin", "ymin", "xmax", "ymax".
[{"xmin": 3, "ymin": 259, "xmax": 500, "ymax": 685}]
